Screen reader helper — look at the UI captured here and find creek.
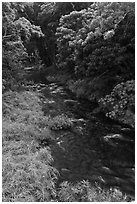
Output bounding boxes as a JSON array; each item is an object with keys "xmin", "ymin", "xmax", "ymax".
[{"xmin": 29, "ymin": 81, "xmax": 135, "ymax": 199}]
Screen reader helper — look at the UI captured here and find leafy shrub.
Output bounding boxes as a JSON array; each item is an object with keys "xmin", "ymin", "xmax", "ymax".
[
  {"xmin": 99, "ymin": 80, "xmax": 135, "ymax": 127},
  {"xmin": 44, "ymin": 114, "xmax": 73, "ymax": 130},
  {"xmin": 2, "ymin": 3, "xmax": 44, "ymax": 91},
  {"xmin": 67, "ymin": 79, "xmax": 87, "ymax": 98},
  {"xmin": 56, "ymin": 2, "xmax": 134, "ymax": 73},
  {"xmin": 56, "ymin": 3, "xmax": 135, "ymax": 103}
]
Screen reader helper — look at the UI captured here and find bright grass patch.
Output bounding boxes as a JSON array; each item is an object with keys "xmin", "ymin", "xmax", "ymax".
[
  {"xmin": 2, "ymin": 90, "xmax": 58, "ymax": 201},
  {"xmin": 58, "ymin": 180, "xmax": 129, "ymax": 202}
]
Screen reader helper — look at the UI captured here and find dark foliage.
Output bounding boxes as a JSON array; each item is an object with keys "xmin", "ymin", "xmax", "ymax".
[{"xmin": 56, "ymin": 3, "xmax": 135, "ymax": 127}]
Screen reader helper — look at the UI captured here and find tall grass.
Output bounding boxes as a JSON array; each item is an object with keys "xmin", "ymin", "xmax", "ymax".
[
  {"xmin": 2, "ymin": 90, "xmax": 58, "ymax": 201},
  {"xmin": 58, "ymin": 180, "xmax": 129, "ymax": 202}
]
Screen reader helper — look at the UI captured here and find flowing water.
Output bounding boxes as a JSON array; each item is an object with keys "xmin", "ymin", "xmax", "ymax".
[{"xmin": 34, "ymin": 82, "xmax": 134, "ymax": 199}]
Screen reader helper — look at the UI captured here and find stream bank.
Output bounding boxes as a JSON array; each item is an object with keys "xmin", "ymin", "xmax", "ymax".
[{"xmin": 31, "ymin": 81, "xmax": 135, "ymax": 199}]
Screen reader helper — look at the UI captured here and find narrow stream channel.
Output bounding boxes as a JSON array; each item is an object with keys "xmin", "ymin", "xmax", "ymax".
[{"xmin": 35, "ymin": 82, "xmax": 135, "ymax": 199}]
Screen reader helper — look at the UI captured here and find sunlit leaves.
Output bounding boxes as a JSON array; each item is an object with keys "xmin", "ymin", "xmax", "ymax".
[
  {"xmin": 56, "ymin": 2, "xmax": 134, "ymax": 73},
  {"xmin": 15, "ymin": 17, "xmax": 44, "ymax": 42},
  {"xmin": 2, "ymin": 2, "xmax": 45, "ymax": 90},
  {"xmin": 99, "ymin": 80, "xmax": 135, "ymax": 127},
  {"xmin": 56, "ymin": 3, "xmax": 134, "ymax": 124}
]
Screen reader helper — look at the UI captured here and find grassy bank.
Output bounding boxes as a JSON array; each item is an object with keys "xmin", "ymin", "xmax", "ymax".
[{"xmin": 2, "ymin": 90, "xmax": 58, "ymax": 201}]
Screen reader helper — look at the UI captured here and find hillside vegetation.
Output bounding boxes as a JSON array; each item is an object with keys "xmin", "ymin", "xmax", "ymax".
[{"xmin": 2, "ymin": 2, "xmax": 135, "ymax": 202}]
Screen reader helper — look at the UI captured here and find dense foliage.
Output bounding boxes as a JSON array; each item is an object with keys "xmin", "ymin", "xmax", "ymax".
[
  {"xmin": 2, "ymin": 2, "xmax": 135, "ymax": 201},
  {"xmin": 2, "ymin": 2, "xmax": 44, "ymax": 91},
  {"xmin": 99, "ymin": 80, "xmax": 135, "ymax": 128},
  {"xmin": 56, "ymin": 2, "xmax": 135, "ymax": 127}
]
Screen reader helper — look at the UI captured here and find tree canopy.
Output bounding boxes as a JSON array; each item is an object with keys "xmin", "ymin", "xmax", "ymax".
[
  {"xmin": 2, "ymin": 1, "xmax": 135, "ymax": 129},
  {"xmin": 2, "ymin": 2, "xmax": 135, "ymax": 202}
]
